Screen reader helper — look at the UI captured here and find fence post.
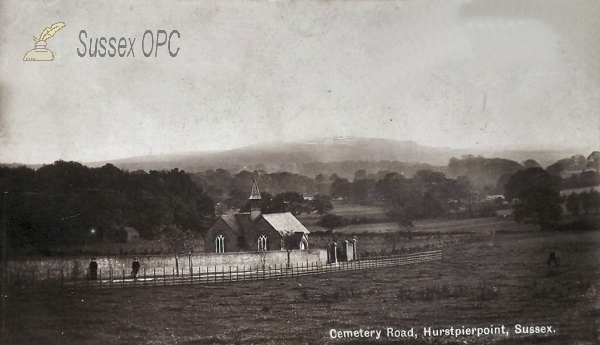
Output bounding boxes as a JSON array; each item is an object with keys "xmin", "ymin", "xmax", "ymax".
[
  {"xmin": 236, "ymin": 266, "xmax": 239, "ymax": 282},
  {"xmin": 122, "ymin": 269, "xmax": 125, "ymax": 288},
  {"xmin": 229, "ymin": 266, "xmax": 232, "ymax": 283},
  {"xmin": 153, "ymin": 268, "xmax": 156, "ymax": 287},
  {"xmin": 99, "ymin": 269, "xmax": 102, "ymax": 289},
  {"xmin": 206, "ymin": 266, "xmax": 209, "ymax": 284},
  {"xmin": 144, "ymin": 268, "xmax": 146, "ymax": 287},
  {"xmin": 172, "ymin": 268, "xmax": 175, "ymax": 285}
]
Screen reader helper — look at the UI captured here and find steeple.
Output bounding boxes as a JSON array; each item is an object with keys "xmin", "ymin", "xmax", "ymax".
[
  {"xmin": 249, "ymin": 179, "xmax": 262, "ymax": 221},
  {"xmin": 249, "ymin": 179, "xmax": 261, "ymax": 200}
]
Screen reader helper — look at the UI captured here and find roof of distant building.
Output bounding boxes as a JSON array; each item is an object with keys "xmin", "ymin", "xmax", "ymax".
[{"xmin": 262, "ymin": 212, "xmax": 310, "ymax": 236}]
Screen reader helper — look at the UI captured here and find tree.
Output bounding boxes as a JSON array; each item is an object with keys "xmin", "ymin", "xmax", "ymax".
[
  {"xmin": 566, "ymin": 193, "xmax": 580, "ymax": 216},
  {"xmin": 268, "ymin": 191, "xmax": 308, "ymax": 215},
  {"xmin": 281, "ymin": 233, "xmax": 303, "ymax": 268},
  {"xmin": 225, "ymin": 189, "xmax": 248, "ymax": 210},
  {"xmin": 547, "ymin": 155, "xmax": 587, "ymax": 176},
  {"xmin": 587, "ymin": 151, "xmax": 600, "ymax": 171},
  {"xmin": 580, "ymin": 190, "xmax": 600, "ymax": 214},
  {"xmin": 384, "ymin": 203, "xmax": 415, "ymax": 228},
  {"xmin": 214, "ymin": 202, "xmax": 228, "ymax": 216},
  {"xmin": 160, "ymin": 226, "xmax": 196, "ymax": 276},
  {"xmin": 309, "ymin": 194, "xmax": 333, "ymax": 215},
  {"xmin": 373, "ymin": 172, "xmax": 406, "ymax": 202},
  {"xmin": 523, "ymin": 159, "xmax": 541, "ymax": 169},
  {"xmin": 454, "ymin": 175, "xmax": 477, "ymax": 217},
  {"xmin": 352, "ymin": 178, "xmax": 375, "ymax": 205},
  {"xmin": 318, "ymin": 213, "xmax": 345, "ymax": 232},
  {"xmin": 354, "ymin": 169, "xmax": 367, "ymax": 181},
  {"xmin": 504, "ymin": 168, "xmax": 562, "ymax": 230},
  {"xmin": 330, "ymin": 178, "xmax": 352, "ymax": 201}
]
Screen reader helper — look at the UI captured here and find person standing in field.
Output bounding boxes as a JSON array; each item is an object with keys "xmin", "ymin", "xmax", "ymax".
[
  {"xmin": 547, "ymin": 251, "xmax": 560, "ymax": 266},
  {"xmin": 132, "ymin": 258, "xmax": 140, "ymax": 279},
  {"xmin": 89, "ymin": 259, "xmax": 98, "ymax": 280}
]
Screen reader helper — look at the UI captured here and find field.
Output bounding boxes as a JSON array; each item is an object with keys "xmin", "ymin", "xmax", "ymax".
[
  {"xmin": 4, "ymin": 230, "xmax": 599, "ymax": 345},
  {"xmin": 297, "ymin": 201, "xmax": 387, "ymax": 227},
  {"xmin": 300, "ymin": 201, "xmax": 537, "ymax": 235},
  {"xmin": 309, "ymin": 217, "xmax": 538, "ymax": 235}
]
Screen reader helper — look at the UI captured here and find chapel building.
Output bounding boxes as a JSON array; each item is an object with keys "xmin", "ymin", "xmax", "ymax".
[{"xmin": 205, "ymin": 180, "xmax": 310, "ymax": 253}]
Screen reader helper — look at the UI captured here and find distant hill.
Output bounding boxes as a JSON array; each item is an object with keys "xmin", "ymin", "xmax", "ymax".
[
  {"xmin": 86, "ymin": 138, "xmax": 460, "ymax": 173},
  {"xmin": 83, "ymin": 137, "xmax": 587, "ymax": 175}
]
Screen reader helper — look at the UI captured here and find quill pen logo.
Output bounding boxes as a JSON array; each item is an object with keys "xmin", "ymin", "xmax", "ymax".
[{"xmin": 23, "ymin": 22, "xmax": 66, "ymax": 61}]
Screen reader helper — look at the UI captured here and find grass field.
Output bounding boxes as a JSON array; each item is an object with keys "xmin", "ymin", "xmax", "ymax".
[
  {"xmin": 4, "ymin": 230, "xmax": 599, "ymax": 344},
  {"xmin": 297, "ymin": 202, "xmax": 387, "ymax": 226},
  {"xmin": 306, "ymin": 216, "xmax": 539, "ymax": 235}
]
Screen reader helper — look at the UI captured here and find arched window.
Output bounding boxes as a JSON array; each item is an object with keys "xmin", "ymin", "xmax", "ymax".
[
  {"xmin": 215, "ymin": 235, "xmax": 225, "ymax": 253},
  {"xmin": 299, "ymin": 237, "xmax": 307, "ymax": 250},
  {"xmin": 258, "ymin": 235, "xmax": 268, "ymax": 252}
]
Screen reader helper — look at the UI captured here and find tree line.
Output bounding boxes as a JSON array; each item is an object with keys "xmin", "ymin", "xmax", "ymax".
[{"xmin": 0, "ymin": 161, "xmax": 215, "ymax": 252}]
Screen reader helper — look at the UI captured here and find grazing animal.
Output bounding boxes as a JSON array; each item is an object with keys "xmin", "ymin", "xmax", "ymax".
[{"xmin": 547, "ymin": 251, "xmax": 561, "ymax": 266}]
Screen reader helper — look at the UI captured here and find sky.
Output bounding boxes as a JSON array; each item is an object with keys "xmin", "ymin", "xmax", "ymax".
[{"xmin": 1, "ymin": 0, "xmax": 599, "ymax": 164}]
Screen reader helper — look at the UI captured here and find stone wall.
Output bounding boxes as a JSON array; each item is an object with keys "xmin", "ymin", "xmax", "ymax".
[{"xmin": 6, "ymin": 248, "xmax": 328, "ymax": 282}]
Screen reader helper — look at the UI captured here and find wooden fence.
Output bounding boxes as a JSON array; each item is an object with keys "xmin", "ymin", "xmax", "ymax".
[{"xmin": 5, "ymin": 250, "xmax": 442, "ymax": 292}]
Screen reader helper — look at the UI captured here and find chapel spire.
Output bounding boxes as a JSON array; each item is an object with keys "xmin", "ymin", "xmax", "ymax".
[
  {"xmin": 250, "ymin": 179, "xmax": 262, "ymax": 221},
  {"xmin": 249, "ymin": 178, "xmax": 261, "ymax": 200}
]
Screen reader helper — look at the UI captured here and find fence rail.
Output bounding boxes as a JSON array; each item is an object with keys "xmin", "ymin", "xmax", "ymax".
[{"xmin": 5, "ymin": 250, "xmax": 442, "ymax": 292}]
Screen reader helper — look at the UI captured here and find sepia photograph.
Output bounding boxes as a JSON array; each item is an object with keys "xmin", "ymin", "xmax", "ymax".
[{"xmin": 0, "ymin": 0, "xmax": 599, "ymax": 344}]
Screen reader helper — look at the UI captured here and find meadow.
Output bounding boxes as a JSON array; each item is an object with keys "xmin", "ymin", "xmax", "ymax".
[
  {"xmin": 308, "ymin": 217, "xmax": 538, "ymax": 235},
  {"xmin": 4, "ymin": 229, "xmax": 599, "ymax": 345}
]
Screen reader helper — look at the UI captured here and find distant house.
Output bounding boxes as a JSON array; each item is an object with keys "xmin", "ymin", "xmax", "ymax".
[
  {"xmin": 205, "ymin": 180, "xmax": 309, "ymax": 253},
  {"xmin": 484, "ymin": 195, "xmax": 505, "ymax": 202},
  {"xmin": 123, "ymin": 226, "xmax": 140, "ymax": 242}
]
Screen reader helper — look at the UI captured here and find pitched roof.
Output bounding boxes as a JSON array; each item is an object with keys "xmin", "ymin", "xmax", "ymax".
[
  {"xmin": 219, "ymin": 214, "xmax": 240, "ymax": 232},
  {"xmin": 235, "ymin": 213, "xmax": 252, "ymax": 232},
  {"xmin": 262, "ymin": 212, "xmax": 310, "ymax": 236}
]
